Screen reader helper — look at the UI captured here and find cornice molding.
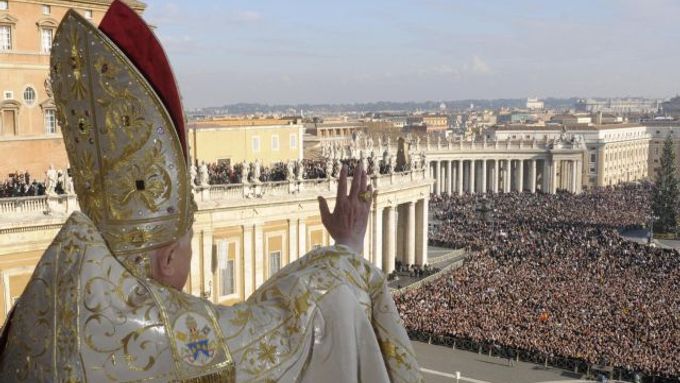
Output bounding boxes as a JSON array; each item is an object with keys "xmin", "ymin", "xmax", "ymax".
[
  {"xmin": 0, "ymin": 13, "xmax": 18, "ymax": 24},
  {"xmin": 0, "ymin": 99, "xmax": 21, "ymax": 109},
  {"xmin": 36, "ymin": 17, "xmax": 59, "ymax": 28}
]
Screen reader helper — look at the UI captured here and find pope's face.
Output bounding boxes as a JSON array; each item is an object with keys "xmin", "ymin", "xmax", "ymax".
[
  {"xmin": 170, "ymin": 228, "xmax": 193, "ymax": 290},
  {"xmin": 151, "ymin": 228, "xmax": 193, "ymax": 290}
]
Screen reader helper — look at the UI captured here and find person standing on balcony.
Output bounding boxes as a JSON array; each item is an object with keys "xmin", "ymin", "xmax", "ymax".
[{"xmin": 0, "ymin": 2, "xmax": 422, "ymax": 382}]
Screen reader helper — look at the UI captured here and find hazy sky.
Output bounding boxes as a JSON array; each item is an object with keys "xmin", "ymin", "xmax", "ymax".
[{"xmin": 143, "ymin": 0, "xmax": 680, "ymax": 108}]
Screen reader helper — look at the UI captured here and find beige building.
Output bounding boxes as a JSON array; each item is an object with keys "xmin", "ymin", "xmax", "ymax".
[
  {"xmin": 188, "ymin": 118, "xmax": 304, "ymax": 166},
  {"xmin": 302, "ymin": 121, "xmax": 365, "ymax": 159},
  {"xmin": 646, "ymin": 121, "xmax": 680, "ymax": 178},
  {"xmin": 0, "ymin": 169, "xmax": 432, "ymax": 321},
  {"xmin": 0, "ymin": 0, "xmax": 145, "ymax": 178},
  {"xmin": 492, "ymin": 124, "xmax": 649, "ymax": 188},
  {"xmin": 407, "ymin": 114, "xmax": 448, "ymax": 134}
]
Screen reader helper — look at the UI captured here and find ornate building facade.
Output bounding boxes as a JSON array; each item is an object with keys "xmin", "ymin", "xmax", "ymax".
[
  {"xmin": 0, "ymin": 0, "xmax": 145, "ymax": 177},
  {"xmin": 0, "ymin": 169, "xmax": 431, "ymax": 322},
  {"xmin": 424, "ymin": 137, "xmax": 586, "ymax": 195},
  {"xmin": 491, "ymin": 124, "xmax": 650, "ymax": 188}
]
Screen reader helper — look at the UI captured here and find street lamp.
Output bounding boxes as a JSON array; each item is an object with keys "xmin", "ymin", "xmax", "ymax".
[{"xmin": 648, "ymin": 215, "xmax": 659, "ymax": 244}]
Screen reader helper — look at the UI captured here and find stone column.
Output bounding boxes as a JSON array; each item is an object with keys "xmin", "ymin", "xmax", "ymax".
[
  {"xmin": 372, "ymin": 205, "xmax": 383, "ymax": 269},
  {"xmin": 383, "ymin": 206, "xmax": 396, "ymax": 274},
  {"xmin": 446, "ymin": 160, "xmax": 453, "ymax": 195},
  {"xmin": 518, "ymin": 159, "xmax": 524, "ymax": 193},
  {"xmin": 288, "ymin": 218, "xmax": 298, "ymax": 264},
  {"xmin": 481, "ymin": 159, "xmax": 487, "ymax": 194},
  {"xmin": 457, "ymin": 160, "xmax": 464, "ymax": 195},
  {"xmin": 576, "ymin": 159, "xmax": 583, "ymax": 193},
  {"xmin": 470, "ymin": 160, "xmax": 476, "ymax": 194},
  {"xmin": 428, "ymin": 161, "xmax": 432, "ymax": 178},
  {"xmin": 542, "ymin": 159, "xmax": 551, "ymax": 192},
  {"xmin": 254, "ymin": 223, "xmax": 264, "ymax": 289},
  {"xmin": 415, "ymin": 198, "xmax": 428, "ymax": 266},
  {"xmin": 530, "ymin": 159, "xmax": 537, "ymax": 193},
  {"xmin": 434, "ymin": 161, "xmax": 441, "ymax": 196},
  {"xmin": 406, "ymin": 201, "xmax": 416, "ymax": 265},
  {"xmin": 297, "ymin": 220, "xmax": 307, "ymax": 259},
  {"xmin": 397, "ymin": 205, "xmax": 405, "ymax": 263},
  {"xmin": 505, "ymin": 160, "xmax": 512, "ymax": 193},
  {"xmin": 450, "ymin": 161, "xmax": 456, "ymax": 194},
  {"xmin": 596, "ymin": 146, "xmax": 605, "ymax": 187},
  {"xmin": 551, "ymin": 159, "xmax": 558, "ymax": 194},
  {"xmin": 493, "ymin": 160, "xmax": 499, "ymax": 193},
  {"xmin": 243, "ymin": 225, "xmax": 254, "ymax": 298},
  {"xmin": 571, "ymin": 160, "xmax": 578, "ymax": 193},
  {"xmin": 201, "ymin": 229, "xmax": 214, "ymax": 301}
]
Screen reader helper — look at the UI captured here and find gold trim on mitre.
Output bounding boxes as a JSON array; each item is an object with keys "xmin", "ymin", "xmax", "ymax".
[{"xmin": 50, "ymin": 10, "xmax": 195, "ymax": 275}]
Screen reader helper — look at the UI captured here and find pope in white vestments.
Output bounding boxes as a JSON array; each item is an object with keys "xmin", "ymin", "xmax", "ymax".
[{"xmin": 0, "ymin": 1, "xmax": 422, "ymax": 382}]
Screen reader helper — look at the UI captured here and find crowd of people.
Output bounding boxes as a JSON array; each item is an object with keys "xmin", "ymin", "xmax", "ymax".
[
  {"xmin": 206, "ymin": 161, "xmax": 325, "ymax": 185},
  {"xmin": 204, "ymin": 157, "xmax": 410, "ymax": 185},
  {"xmin": 394, "ymin": 183, "xmax": 680, "ymax": 379},
  {"xmin": 0, "ymin": 171, "xmax": 47, "ymax": 198},
  {"xmin": 392, "ymin": 261, "xmax": 441, "ymax": 280}
]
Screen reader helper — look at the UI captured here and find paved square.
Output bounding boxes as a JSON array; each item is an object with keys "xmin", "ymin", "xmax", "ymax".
[{"xmin": 414, "ymin": 341, "xmax": 589, "ymax": 383}]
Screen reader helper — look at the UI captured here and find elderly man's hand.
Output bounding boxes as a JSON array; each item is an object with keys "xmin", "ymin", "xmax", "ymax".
[{"xmin": 318, "ymin": 162, "xmax": 372, "ymax": 254}]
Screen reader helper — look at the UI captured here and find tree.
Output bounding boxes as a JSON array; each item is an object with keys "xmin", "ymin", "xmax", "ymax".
[{"xmin": 651, "ymin": 134, "xmax": 679, "ymax": 234}]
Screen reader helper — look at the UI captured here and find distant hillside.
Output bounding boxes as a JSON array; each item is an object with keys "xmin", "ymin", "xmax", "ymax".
[{"xmin": 188, "ymin": 98, "xmax": 581, "ymax": 116}]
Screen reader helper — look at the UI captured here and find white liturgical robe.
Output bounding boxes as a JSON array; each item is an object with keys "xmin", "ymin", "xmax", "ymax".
[{"xmin": 0, "ymin": 212, "xmax": 423, "ymax": 382}]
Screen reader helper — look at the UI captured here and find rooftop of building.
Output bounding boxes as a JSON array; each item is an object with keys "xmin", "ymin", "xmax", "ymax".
[
  {"xmin": 303, "ymin": 122, "xmax": 365, "ymax": 128},
  {"xmin": 494, "ymin": 123, "xmax": 644, "ymax": 131},
  {"xmin": 189, "ymin": 118, "xmax": 300, "ymax": 128}
]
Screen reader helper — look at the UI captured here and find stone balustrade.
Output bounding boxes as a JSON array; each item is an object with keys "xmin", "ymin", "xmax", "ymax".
[
  {"xmin": 0, "ymin": 168, "xmax": 433, "ymax": 313},
  {"xmin": 327, "ymin": 136, "xmax": 586, "ymax": 158},
  {"xmin": 0, "ymin": 196, "xmax": 49, "ymax": 215},
  {"xmin": 0, "ymin": 169, "xmax": 429, "ymax": 219},
  {"xmin": 0, "ymin": 194, "xmax": 79, "ymax": 222}
]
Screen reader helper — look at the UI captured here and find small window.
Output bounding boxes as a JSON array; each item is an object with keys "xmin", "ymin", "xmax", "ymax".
[
  {"xmin": 3, "ymin": 90, "xmax": 12, "ymax": 100},
  {"xmin": 271, "ymin": 134, "xmax": 279, "ymax": 151},
  {"xmin": 45, "ymin": 109, "xmax": 56, "ymax": 134},
  {"xmin": 289, "ymin": 133, "xmax": 297, "ymax": 148},
  {"xmin": 252, "ymin": 136, "xmax": 260, "ymax": 152},
  {"xmin": 40, "ymin": 28, "xmax": 53, "ymax": 53},
  {"xmin": 84, "ymin": 9, "xmax": 93, "ymax": 19},
  {"xmin": 0, "ymin": 25, "xmax": 11, "ymax": 51},
  {"xmin": 0, "ymin": 1, "xmax": 7, "ymax": 11},
  {"xmin": 42, "ymin": 4, "xmax": 50, "ymax": 15},
  {"xmin": 268, "ymin": 251, "xmax": 281, "ymax": 278},
  {"xmin": 23, "ymin": 87, "xmax": 36, "ymax": 105}
]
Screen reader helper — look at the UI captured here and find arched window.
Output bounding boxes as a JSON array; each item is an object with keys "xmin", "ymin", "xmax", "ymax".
[{"xmin": 23, "ymin": 87, "xmax": 36, "ymax": 106}]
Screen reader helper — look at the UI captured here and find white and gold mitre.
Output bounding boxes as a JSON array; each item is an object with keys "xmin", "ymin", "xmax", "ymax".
[{"xmin": 50, "ymin": 1, "xmax": 194, "ymax": 274}]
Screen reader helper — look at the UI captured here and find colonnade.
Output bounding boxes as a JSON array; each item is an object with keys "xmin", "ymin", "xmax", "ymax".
[
  {"xmin": 370, "ymin": 198, "xmax": 428, "ymax": 274},
  {"xmin": 429, "ymin": 157, "xmax": 583, "ymax": 195}
]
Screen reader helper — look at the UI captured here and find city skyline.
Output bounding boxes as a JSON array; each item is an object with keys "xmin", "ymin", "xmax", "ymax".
[{"xmin": 145, "ymin": 0, "xmax": 680, "ymax": 109}]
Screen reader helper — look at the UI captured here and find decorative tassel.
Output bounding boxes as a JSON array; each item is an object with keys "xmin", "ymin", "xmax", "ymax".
[{"xmin": 179, "ymin": 369, "xmax": 235, "ymax": 383}]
